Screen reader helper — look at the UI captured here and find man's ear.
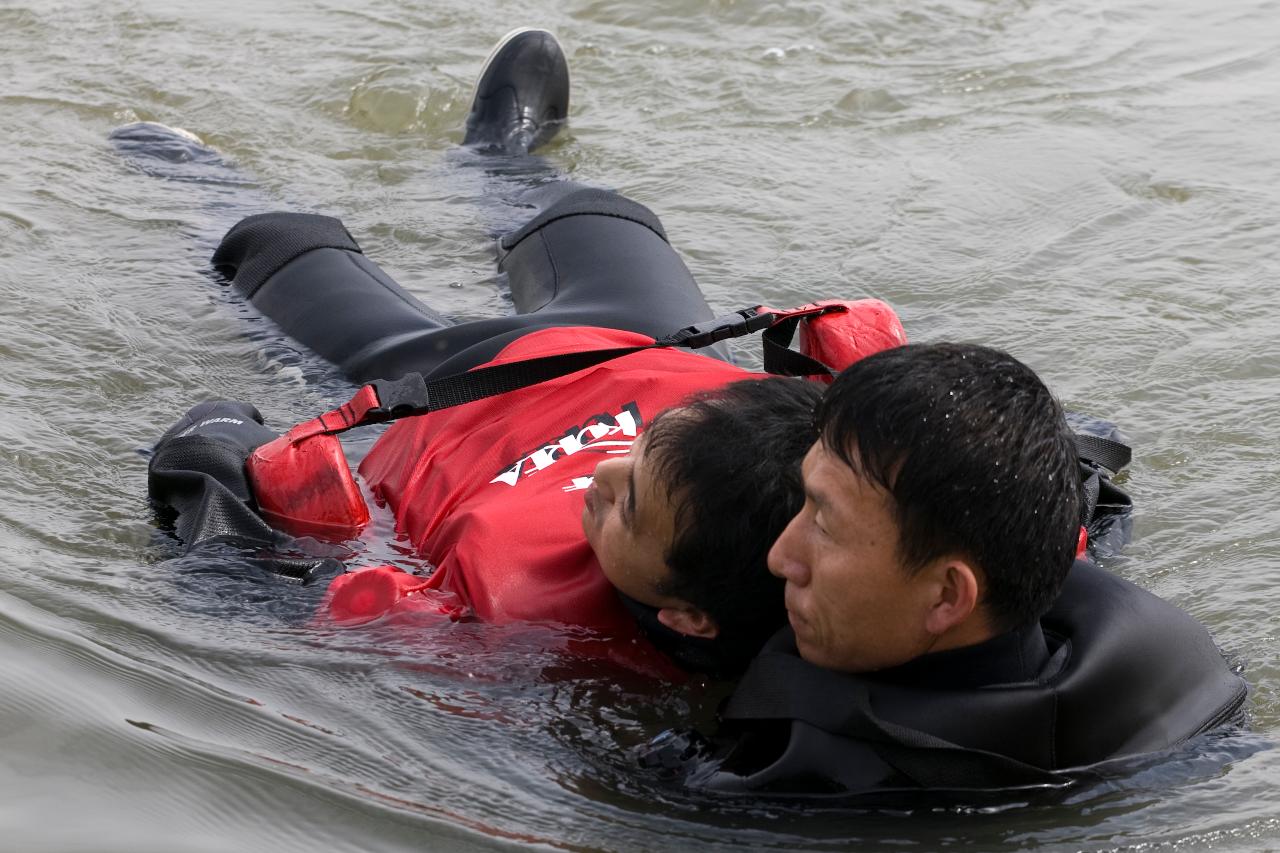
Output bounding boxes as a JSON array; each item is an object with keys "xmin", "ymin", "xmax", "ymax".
[
  {"xmin": 922, "ymin": 559, "xmax": 981, "ymax": 637},
  {"xmin": 657, "ymin": 606, "xmax": 719, "ymax": 639}
]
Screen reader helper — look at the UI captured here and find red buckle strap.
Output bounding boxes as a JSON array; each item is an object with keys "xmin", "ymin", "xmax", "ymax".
[
  {"xmin": 282, "ymin": 384, "xmax": 384, "ymax": 445},
  {"xmin": 760, "ymin": 301, "xmax": 850, "ymax": 322}
]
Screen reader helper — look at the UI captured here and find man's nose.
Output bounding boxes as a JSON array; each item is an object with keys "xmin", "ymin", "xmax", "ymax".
[
  {"xmin": 591, "ymin": 456, "xmax": 626, "ymax": 503},
  {"xmin": 768, "ymin": 515, "xmax": 810, "ymax": 585}
]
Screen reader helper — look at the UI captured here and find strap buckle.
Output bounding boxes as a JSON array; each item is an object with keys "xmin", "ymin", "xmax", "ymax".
[
  {"xmin": 660, "ymin": 307, "xmax": 775, "ymax": 349},
  {"xmin": 368, "ymin": 374, "xmax": 430, "ymax": 421},
  {"xmin": 281, "ymin": 374, "xmax": 429, "ymax": 444}
]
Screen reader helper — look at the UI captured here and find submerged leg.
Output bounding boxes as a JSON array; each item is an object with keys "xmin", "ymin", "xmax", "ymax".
[
  {"xmin": 436, "ymin": 29, "xmax": 732, "ymax": 364},
  {"xmin": 108, "ymin": 121, "xmax": 266, "ymax": 248},
  {"xmin": 212, "ymin": 27, "xmax": 729, "ymax": 383},
  {"xmin": 445, "ymin": 28, "xmax": 575, "ymax": 235},
  {"xmin": 118, "ymin": 29, "xmax": 729, "ymax": 386},
  {"xmin": 109, "ymin": 121, "xmax": 462, "ymax": 382}
]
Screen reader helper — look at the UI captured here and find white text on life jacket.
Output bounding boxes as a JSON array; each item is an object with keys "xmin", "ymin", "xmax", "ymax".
[{"xmin": 490, "ymin": 402, "xmax": 642, "ymax": 487}]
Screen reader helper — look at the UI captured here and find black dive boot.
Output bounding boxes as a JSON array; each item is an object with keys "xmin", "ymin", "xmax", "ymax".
[{"xmin": 463, "ymin": 28, "xmax": 570, "ymax": 155}]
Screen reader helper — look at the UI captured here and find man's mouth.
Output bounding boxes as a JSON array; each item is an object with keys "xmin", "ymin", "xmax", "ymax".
[{"xmin": 784, "ymin": 589, "xmax": 808, "ymax": 630}]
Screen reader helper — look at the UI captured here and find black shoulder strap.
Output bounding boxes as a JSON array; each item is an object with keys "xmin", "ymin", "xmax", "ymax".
[
  {"xmin": 283, "ymin": 304, "xmax": 846, "ymax": 444},
  {"xmin": 1075, "ymin": 432, "xmax": 1131, "ymax": 474},
  {"xmin": 1072, "ymin": 430, "xmax": 1133, "ymax": 530},
  {"xmin": 761, "ymin": 314, "xmax": 836, "ymax": 378},
  {"xmin": 397, "ymin": 303, "xmax": 850, "ymax": 416}
]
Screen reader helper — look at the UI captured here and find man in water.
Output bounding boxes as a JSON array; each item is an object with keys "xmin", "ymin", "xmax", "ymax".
[
  {"xmin": 130, "ymin": 30, "xmax": 1243, "ymax": 794},
  {"xmin": 679, "ymin": 343, "xmax": 1248, "ymax": 794},
  {"xmin": 136, "ymin": 29, "xmax": 904, "ymax": 678}
]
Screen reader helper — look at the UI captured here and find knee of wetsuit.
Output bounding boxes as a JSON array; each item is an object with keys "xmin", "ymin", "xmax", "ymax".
[
  {"xmin": 211, "ymin": 211, "xmax": 362, "ymax": 298},
  {"xmin": 498, "ymin": 186, "xmax": 669, "ymax": 252}
]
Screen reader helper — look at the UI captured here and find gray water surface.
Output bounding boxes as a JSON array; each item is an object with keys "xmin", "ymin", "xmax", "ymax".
[{"xmin": 2, "ymin": 0, "xmax": 1279, "ymax": 850}]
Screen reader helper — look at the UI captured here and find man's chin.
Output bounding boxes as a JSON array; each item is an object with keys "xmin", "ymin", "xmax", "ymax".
[{"xmin": 788, "ymin": 616, "xmax": 824, "ymax": 664}]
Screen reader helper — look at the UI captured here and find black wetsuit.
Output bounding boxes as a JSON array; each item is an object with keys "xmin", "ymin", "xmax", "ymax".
[
  {"xmin": 209, "ymin": 181, "xmax": 731, "ymax": 385},
  {"xmin": 690, "ymin": 559, "xmax": 1248, "ymax": 796},
  {"xmin": 150, "ymin": 175, "xmax": 770, "ymax": 679},
  {"xmin": 153, "ymin": 178, "xmax": 736, "ymax": 560}
]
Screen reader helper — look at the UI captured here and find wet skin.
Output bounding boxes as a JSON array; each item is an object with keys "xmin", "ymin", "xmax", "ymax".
[
  {"xmin": 767, "ymin": 440, "xmax": 947, "ymax": 673},
  {"xmin": 580, "ymin": 432, "xmax": 682, "ymax": 610},
  {"xmin": 581, "ymin": 429, "xmax": 719, "ymax": 639}
]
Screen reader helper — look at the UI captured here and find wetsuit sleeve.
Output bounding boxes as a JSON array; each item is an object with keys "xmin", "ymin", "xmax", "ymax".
[
  {"xmin": 147, "ymin": 400, "xmax": 344, "ymax": 586},
  {"xmin": 148, "ymin": 400, "xmax": 280, "ymax": 548}
]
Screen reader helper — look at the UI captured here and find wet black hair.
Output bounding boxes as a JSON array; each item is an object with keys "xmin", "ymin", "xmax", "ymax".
[
  {"xmin": 642, "ymin": 377, "xmax": 822, "ymax": 675},
  {"xmin": 815, "ymin": 343, "xmax": 1082, "ymax": 632}
]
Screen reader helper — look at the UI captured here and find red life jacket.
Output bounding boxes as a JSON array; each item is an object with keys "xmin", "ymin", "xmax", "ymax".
[
  {"xmin": 293, "ymin": 299, "xmax": 908, "ymax": 676},
  {"xmin": 322, "ymin": 327, "xmax": 754, "ymax": 672}
]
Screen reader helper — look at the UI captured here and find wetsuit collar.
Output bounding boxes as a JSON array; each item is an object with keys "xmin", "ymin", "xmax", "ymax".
[{"xmin": 866, "ymin": 622, "xmax": 1050, "ymax": 690}]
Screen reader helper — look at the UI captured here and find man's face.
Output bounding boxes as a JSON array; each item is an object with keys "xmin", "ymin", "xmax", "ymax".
[
  {"xmin": 581, "ymin": 433, "xmax": 682, "ymax": 609},
  {"xmin": 768, "ymin": 440, "xmax": 938, "ymax": 673}
]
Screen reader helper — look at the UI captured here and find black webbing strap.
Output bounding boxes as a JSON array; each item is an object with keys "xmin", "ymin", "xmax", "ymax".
[
  {"xmin": 1073, "ymin": 432, "xmax": 1132, "ymax": 528},
  {"xmin": 286, "ymin": 306, "xmax": 805, "ymax": 443},
  {"xmin": 367, "ymin": 345, "xmax": 645, "ymax": 419},
  {"xmin": 371, "ymin": 306, "xmax": 777, "ymax": 420},
  {"xmin": 1075, "ymin": 433, "xmax": 1132, "ymax": 474},
  {"xmin": 762, "ymin": 313, "xmax": 839, "ymax": 378},
  {"xmin": 1081, "ymin": 465, "xmax": 1102, "ymax": 527},
  {"xmin": 724, "ymin": 651, "xmax": 1066, "ymax": 788}
]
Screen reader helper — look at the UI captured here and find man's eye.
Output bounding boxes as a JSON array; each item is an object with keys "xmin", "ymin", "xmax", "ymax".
[{"xmin": 814, "ymin": 515, "xmax": 829, "ymax": 537}]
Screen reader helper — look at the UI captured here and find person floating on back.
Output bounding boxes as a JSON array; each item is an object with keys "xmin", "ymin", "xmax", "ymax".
[{"xmin": 122, "ymin": 29, "xmax": 1247, "ymax": 796}]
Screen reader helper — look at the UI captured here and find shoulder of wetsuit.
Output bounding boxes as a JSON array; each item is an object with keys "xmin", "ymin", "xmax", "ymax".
[
  {"xmin": 1041, "ymin": 559, "xmax": 1248, "ymax": 762},
  {"xmin": 698, "ymin": 559, "xmax": 1248, "ymax": 798}
]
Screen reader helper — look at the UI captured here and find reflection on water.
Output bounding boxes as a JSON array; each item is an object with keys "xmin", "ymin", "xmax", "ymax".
[{"xmin": 2, "ymin": 0, "xmax": 1280, "ymax": 849}]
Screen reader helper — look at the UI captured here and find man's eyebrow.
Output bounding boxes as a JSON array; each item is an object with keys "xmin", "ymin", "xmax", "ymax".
[{"xmin": 804, "ymin": 482, "xmax": 828, "ymax": 512}]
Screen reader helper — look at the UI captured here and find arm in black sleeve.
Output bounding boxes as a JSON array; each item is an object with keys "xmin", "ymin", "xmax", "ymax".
[
  {"xmin": 148, "ymin": 399, "xmax": 280, "ymax": 549},
  {"xmin": 147, "ymin": 399, "xmax": 342, "ymax": 586}
]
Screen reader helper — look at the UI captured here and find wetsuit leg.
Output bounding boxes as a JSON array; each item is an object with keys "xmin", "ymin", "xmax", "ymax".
[
  {"xmin": 212, "ymin": 211, "xmax": 510, "ymax": 382},
  {"xmin": 211, "ymin": 186, "xmax": 728, "ymax": 383},
  {"xmin": 412, "ymin": 183, "xmax": 732, "ymax": 376},
  {"xmin": 498, "ymin": 182, "xmax": 722, "ymax": 331}
]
